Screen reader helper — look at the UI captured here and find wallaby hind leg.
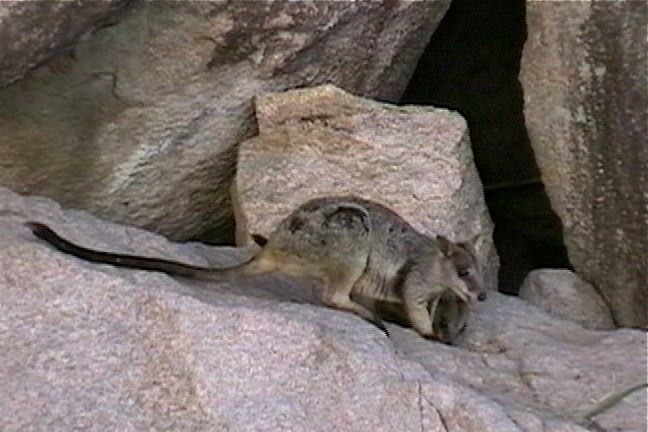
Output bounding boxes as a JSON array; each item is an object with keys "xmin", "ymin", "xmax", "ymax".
[{"xmin": 321, "ymin": 275, "xmax": 388, "ymax": 335}]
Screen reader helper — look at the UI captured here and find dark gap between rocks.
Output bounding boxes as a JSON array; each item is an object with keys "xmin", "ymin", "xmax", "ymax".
[{"xmin": 400, "ymin": 0, "xmax": 571, "ymax": 294}]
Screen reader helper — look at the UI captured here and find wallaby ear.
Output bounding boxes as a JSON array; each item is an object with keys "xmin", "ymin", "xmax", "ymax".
[{"xmin": 436, "ymin": 235, "xmax": 453, "ymax": 257}]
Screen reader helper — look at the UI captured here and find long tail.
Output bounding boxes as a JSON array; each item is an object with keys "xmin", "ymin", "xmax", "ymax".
[{"xmin": 25, "ymin": 221, "xmax": 251, "ymax": 281}]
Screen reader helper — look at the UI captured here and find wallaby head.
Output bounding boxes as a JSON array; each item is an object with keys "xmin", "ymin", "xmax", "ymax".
[
  {"xmin": 433, "ymin": 291, "xmax": 470, "ymax": 344},
  {"xmin": 436, "ymin": 235, "xmax": 487, "ymax": 303}
]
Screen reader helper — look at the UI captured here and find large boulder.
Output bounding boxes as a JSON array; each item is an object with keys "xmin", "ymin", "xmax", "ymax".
[
  {"xmin": 4, "ymin": 187, "xmax": 645, "ymax": 431},
  {"xmin": 520, "ymin": 2, "xmax": 647, "ymax": 327},
  {"xmin": 0, "ymin": 0, "xmax": 130, "ymax": 86},
  {"xmin": 234, "ymin": 84, "xmax": 498, "ymax": 291},
  {"xmin": 519, "ymin": 269, "xmax": 615, "ymax": 330},
  {"xmin": 0, "ymin": 1, "xmax": 449, "ymax": 243}
]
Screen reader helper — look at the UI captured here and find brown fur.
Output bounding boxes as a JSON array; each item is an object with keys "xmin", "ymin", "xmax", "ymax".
[{"xmin": 26, "ymin": 196, "xmax": 486, "ymax": 339}]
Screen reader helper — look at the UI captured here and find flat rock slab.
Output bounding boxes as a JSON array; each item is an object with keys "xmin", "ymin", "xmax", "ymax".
[
  {"xmin": 235, "ymin": 84, "xmax": 498, "ymax": 290},
  {"xmin": 1, "ymin": 187, "xmax": 644, "ymax": 431}
]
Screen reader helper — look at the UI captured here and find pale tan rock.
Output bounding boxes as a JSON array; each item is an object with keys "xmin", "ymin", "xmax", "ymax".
[
  {"xmin": 0, "ymin": 1, "xmax": 449, "ymax": 244},
  {"xmin": 235, "ymin": 84, "xmax": 498, "ymax": 290},
  {"xmin": 519, "ymin": 269, "xmax": 615, "ymax": 330},
  {"xmin": 3, "ymin": 187, "xmax": 639, "ymax": 431},
  {"xmin": 520, "ymin": 2, "xmax": 647, "ymax": 327},
  {"xmin": 0, "ymin": 187, "xmax": 567, "ymax": 432}
]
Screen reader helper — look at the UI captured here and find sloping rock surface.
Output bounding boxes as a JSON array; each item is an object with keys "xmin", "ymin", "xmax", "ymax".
[{"xmin": 1, "ymin": 188, "xmax": 644, "ymax": 431}]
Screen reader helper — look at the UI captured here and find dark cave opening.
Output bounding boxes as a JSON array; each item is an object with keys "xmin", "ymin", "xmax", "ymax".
[{"xmin": 400, "ymin": 0, "xmax": 571, "ymax": 294}]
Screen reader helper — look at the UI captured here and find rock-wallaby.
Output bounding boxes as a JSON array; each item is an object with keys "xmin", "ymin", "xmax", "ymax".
[{"xmin": 26, "ymin": 196, "xmax": 486, "ymax": 339}]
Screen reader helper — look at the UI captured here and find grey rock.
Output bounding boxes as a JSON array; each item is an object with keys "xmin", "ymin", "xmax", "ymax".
[
  {"xmin": 0, "ymin": 187, "xmax": 560, "ymax": 432},
  {"xmin": 520, "ymin": 1, "xmax": 648, "ymax": 327},
  {"xmin": 2, "ymin": 187, "xmax": 644, "ymax": 431},
  {"xmin": 0, "ymin": 189, "xmax": 646, "ymax": 432},
  {"xmin": 0, "ymin": 0, "xmax": 130, "ymax": 87},
  {"xmin": 0, "ymin": 1, "xmax": 448, "ymax": 244},
  {"xmin": 235, "ymin": 84, "xmax": 499, "ymax": 291},
  {"xmin": 519, "ymin": 269, "xmax": 615, "ymax": 330},
  {"xmin": 392, "ymin": 292, "xmax": 646, "ymax": 432}
]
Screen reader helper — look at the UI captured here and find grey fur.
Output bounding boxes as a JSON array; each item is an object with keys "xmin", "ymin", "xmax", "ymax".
[{"xmin": 26, "ymin": 195, "xmax": 486, "ymax": 339}]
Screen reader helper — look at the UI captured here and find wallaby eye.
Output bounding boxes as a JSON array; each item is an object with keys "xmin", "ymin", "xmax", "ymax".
[{"xmin": 457, "ymin": 268, "xmax": 469, "ymax": 277}]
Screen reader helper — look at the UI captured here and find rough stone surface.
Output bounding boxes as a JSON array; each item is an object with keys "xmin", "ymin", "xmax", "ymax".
[
  {"xmin": 520, "ymin": 2, "xmax": 648, "ymax": 327},
  {"xmin": 519, "ymin": 269, "xmax": 615, "ymax": 330},
  {"xmin": 1, "ymin": 187, "xmax": 645, "ymax": 431},
  {"xmin": 0, "ymin": 1, "xmax": 448, "ymax": 244},
  {"xmin": 392, "ymin": 292, "xmax": 647, "ymax": 432},
  {"xmin": 0, "ymin": 0, "xmax": 130, "ymax": 87},
  {"xmin": 235, "ymin": 84, "xmax": 498, "ymax": 290}
]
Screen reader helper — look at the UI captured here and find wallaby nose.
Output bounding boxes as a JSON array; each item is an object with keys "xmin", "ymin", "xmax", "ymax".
[{"xmin": 477, "ymin": 292, "xmax": 487, "ymax": 302}]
